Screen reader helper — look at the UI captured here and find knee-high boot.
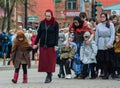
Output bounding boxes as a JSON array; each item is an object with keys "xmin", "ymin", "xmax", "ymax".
[
  {"xmin": 12, "ymin": 73, "xmax": 19, "ymax": 83},
  {"xmin": 23, "ymin": 74, "xmax": 28, "ymax": 83}
]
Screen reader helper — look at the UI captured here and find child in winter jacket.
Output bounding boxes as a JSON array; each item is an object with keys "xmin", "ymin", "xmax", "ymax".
[
  {"xmin": 31, "ymin": 30, "xmax": 37, "ymax": 60},
  {"xmin": 114, "ymin": 33, "xmax": 120, "ymax": 78},
  {"xmin": 57, "ymin": 33, "xmax": 66, "ymax": 78},
  {"xmin": 60, "ymin": 33, "xmax": 76, "ymax": 79},
  {"xmin": 79, "ymin": 31, "xmax": 98, "ymax": 79},
  {"xmin": 11, "ymin": 30, "xmax": 33, "ymax": 83}
]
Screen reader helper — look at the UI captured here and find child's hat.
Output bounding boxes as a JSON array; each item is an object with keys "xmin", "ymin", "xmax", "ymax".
[
  {"xmin": 59, "ymin": 33, "xmax": 65, "ymax": 38},
  {"xmin": 59, "ymin": 33, "xmax": 66, "ymax": 41},
  {"xmin": 69, "ymin": 32, "xmax": 74, "ymax": 38},
  {"xmin": 83, "ymin": 31, "xmax": 91, "ymax": 38}
]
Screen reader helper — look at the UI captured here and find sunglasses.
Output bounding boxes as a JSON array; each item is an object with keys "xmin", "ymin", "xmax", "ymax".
[
  {"xmin": 84, "ymin": 36, "xmax": 89, "ymax": 38},
  {"xmin": 101, "ymin": 16, "xmax": 106, "ymax": 18}
]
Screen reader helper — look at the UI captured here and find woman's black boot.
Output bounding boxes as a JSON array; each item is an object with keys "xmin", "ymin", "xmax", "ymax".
[{"xmin": 45, "ymin": 72, "xmax": 52, "ymax": 83}]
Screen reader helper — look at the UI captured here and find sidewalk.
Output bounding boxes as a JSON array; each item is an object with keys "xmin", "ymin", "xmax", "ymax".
[
  {"xmin": 0, "ymin": 67, "xmax": 120, "ymax": 88},
  {"xmin": 0, "ymin": 59, "xmax": 38, "ymax": 70}
]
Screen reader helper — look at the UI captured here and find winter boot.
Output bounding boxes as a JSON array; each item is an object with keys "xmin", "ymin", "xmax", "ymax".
[
  {"xmin": 23, "ymin": 74, "xmax": 28, "ymax": 83},
  {"xmin": 102, "ymin": 73, "xmax": 109, "ymax": 79},
  {"xmin": 12, "ymin": 73, "xmax": 19, "ymax": 83},
  {"xmin": 44, "ymin": 72, "xmax": 52, "ymax": 83}
]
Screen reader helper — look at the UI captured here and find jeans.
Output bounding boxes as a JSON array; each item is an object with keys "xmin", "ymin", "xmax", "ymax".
[{"xmin": 2, "ymin": 44, "xmax": 8, "ymax": 57}]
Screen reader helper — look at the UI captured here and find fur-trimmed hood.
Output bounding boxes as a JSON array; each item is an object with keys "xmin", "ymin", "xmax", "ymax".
[{"xmin": 12, "ymin": 30, "xmax": 32, "ymax": 51}]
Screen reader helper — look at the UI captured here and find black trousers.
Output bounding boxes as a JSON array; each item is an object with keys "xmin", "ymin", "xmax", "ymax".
[
  {"xmin": 7, "ymin": 44, "xmax": 12, "ymax": 58},
  {"xmin": 81, "ymin": 64, "xmax": 88, "ymax": 77},
  {"xmin": 114, "ymin": 53, "xmax": 120, "ymax": 75},
  {"xmin": 15, "ymin": 64, "xmax": 27, "ymax": 74},
  {"xmin": 58, "ymin": 59, "xmax": 65, "ymax": 75},
  {"xmin": 96, "ymin": 48, "xmax": 114, "ymax": 75},
  {"xmin": 61, "ymin": 59, "xmax": 71, "ymax": 75},
  {"xmin": 32, "ymin": 48, "xmax": 38, "ymax": 60},
  {"xmin": 90, "ymin": 63, "xmax": 97, "ymax": 77},
  {"xmin": 82, "ymin": 63, "xmax": 96, "ymax": 77}
]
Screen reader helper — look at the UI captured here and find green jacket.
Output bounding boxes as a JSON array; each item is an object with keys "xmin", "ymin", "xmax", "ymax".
[{"xmin": 60, "ymin": 44, "xmax": 76, "ymax": 60}]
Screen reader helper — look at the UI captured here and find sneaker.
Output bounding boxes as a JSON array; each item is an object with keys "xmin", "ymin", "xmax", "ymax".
[
  {"xmin": 65, "ymin": 74, "xmax": 72, "ymax": 79},
  {"xmin": 98, "ymin": 69, "xmax": 101, "ymax": 77}
]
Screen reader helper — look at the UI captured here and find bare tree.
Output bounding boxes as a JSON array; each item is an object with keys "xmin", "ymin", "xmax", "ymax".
[{"xmin": 0, "ymin": 0, "xmax": 34, "ymax": 31}]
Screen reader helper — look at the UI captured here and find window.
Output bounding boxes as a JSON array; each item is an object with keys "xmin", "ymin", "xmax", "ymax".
[
  {"xmin": 66, "ymin": 0, "xmax": 77, "ymax": 10},
  {"xmin": 18, "ymin": 15, "xmax": 22, "ymax": 22}
]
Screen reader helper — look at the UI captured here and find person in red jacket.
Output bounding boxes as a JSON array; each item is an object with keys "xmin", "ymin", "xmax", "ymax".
[
  {"xmin": 66, "ymin": 16, "xmax": 94, "ymax": 79},
  {"xmin": 31, "ymin": 30, "xmax": 37, "ymax": 60}
]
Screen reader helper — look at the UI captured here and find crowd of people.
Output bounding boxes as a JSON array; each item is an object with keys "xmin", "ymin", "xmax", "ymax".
[
  {"xmin": 0, "ymin": 9, "xmax": 120, "ymax": 84},
  {"xmin": 0, "ymin": 28, "xmax": 37, "ymax": 60},
  {"xmin": 57, "ymin": 12, "xmax": 120, "ymax": 80}
]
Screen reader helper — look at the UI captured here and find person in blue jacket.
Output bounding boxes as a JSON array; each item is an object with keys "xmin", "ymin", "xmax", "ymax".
[{"xmin": 1, "ymin": 29, "xmax": 10, "ymax": 58}]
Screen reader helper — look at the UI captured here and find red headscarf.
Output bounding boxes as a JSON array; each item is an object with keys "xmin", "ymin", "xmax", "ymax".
[{"xmin": 44, "ymin": 9, "xmax": 56, "ymax": 26}]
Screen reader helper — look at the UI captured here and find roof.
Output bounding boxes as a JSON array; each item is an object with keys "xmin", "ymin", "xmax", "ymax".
[
  {"xmin": 97, "ymin": 0, "xmax": 120, "ymax": 6},
  {"xmin": 103, "ymin": 4, "xmax": 120, "ymax": 10}
]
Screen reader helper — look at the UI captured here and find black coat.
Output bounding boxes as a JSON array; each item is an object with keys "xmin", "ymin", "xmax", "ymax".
[{"xmin": 35, "ymin": 21, "xmax": 59, "ymax": 48}]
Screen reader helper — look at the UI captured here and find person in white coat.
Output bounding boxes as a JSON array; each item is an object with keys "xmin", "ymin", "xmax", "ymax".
[{"xmin": 79, "ymin": 31, "xmax": 98, "ymax": 79}]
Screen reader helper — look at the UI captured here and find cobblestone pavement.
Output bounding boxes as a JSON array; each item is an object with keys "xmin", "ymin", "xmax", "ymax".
[{"xmin": 0, "ymin": 67, "xmax": 120, "ymax": 88}]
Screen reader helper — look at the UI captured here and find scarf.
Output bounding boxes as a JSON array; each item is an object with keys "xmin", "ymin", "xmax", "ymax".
[{"xmin": 44, "ymin": 9, "xmax": 56, "ymax": 26}]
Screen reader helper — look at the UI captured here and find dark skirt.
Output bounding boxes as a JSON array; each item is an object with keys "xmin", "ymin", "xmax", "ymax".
[
  {"xmin": 38, "ymin": 47, "xmax": 56, "ymax": 72},
  {"xmin": 96, "ymin": 48, "xmax": 114, "ymax": 70}
]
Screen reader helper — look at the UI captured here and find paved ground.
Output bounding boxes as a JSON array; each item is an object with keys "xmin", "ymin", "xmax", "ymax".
[
  {"xmin": 0, "ymin": 66, "xmax": 120, "ymax": 88},
  {"xmin": 0, "ymin": 59, "xmax": 38, "ymax": 70}
]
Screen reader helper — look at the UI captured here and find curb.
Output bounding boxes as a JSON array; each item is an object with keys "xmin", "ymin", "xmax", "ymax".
[
  {"xmin": 0, "ymin": 65, "xmax": 38, "ymax": 71},
  {"xmin": 0, "ymin": 60, "xmax": 39, "ymax": 71}
]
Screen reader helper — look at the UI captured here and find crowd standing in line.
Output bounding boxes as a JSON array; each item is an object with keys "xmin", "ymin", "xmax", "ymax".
[{"xmin": 0, "ymin": 11, "xmax": 120, "ymax": 84}]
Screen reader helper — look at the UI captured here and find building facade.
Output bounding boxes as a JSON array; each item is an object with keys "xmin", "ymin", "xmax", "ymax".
[
  {"xmin": 14, "ymin": 0, "xmax": 104, "ymax": 29},
  {"xmin": 97, "ymin": 0, "xmax": 120, "ymax": 6},
  {"xmin": 14, "ymin": 0, "xmax": 54, "ymax": 29},
  {"xmin": 55, "ymin": 0, "xmax": 93, "ymax": 28}
]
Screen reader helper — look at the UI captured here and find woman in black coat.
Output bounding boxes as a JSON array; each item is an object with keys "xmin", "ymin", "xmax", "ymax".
[{"xmin": 33, "ymin": 9, "xmax": 59, "ymax": 83}]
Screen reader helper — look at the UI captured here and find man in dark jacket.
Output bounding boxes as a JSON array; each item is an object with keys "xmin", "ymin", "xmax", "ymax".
[
  {"xmin": 0, "ymin": 31, "xmax": 2, "ymax": 58},
  {"xmin": 1, "ymin": 29, "xmax": 10, "ymax": 58}
]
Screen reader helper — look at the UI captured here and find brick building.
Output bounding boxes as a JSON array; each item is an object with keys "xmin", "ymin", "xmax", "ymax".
[
  {"xmin": 97, "ymin": 0, "xmax": 120, "ymax": 19},
  {"xmin": 55, "ymin": 0, "xmax": 94, "ymax": 28},
  {"xmin": 14, "ymin": 0, "xmax": 54, "ymax": 28},
  {"xmin": 55, "ymin": 0, "xmax": 120, "ymax": 27},
  {"xmin": 14, "ymin": 0, "xmax": 106, "ymax": 29}
]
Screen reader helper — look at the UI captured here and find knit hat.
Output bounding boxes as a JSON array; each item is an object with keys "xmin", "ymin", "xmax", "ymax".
[
  {"xmin": 59, "ymin": 33, "xmax": 66, "ymax": 41},
  {"xmin": 69, "ymin": 32, "xmax": 74, "ymax": 39},
  {"xmin": 83, "ymin": 31, "xmax": 91, "ymax": 38}
]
